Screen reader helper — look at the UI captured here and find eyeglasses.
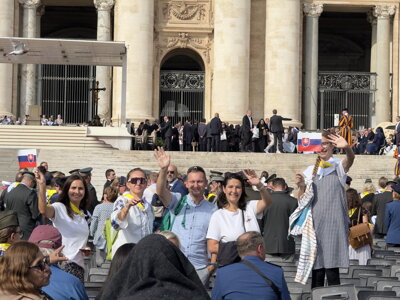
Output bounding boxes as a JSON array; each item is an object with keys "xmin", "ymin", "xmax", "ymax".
[
  {"xmin": 29, "ymin": 256, "xmax": 50, "ymax": 271},
  {"xmin": 321, "ymin": 142, "xmax": 332, "ymax": 146},
  {"xmin": 167, "ymin": 170, "xmax": 175, "ymax": 174},
  {"xmin": 128, "ymin": 177, "xmax": 147, "ymax": 185}
]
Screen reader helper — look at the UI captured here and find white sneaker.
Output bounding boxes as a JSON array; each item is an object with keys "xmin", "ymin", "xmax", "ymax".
[{"xmin": 276, "ymin": 150, "xmax": 282, "ymax": 154}]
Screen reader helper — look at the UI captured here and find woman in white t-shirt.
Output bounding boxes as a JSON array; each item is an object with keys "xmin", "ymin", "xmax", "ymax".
[
  {"xmin": 206, "ymin": 171, "xmax": 272, "ymax": 264},
  {"xmin": 37, "ymin": 172, "xmax": 90, "ymax": 283}
]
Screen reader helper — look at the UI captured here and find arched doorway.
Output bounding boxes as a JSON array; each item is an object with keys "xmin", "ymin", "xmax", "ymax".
[{"xmin": 159, "ymin": 49, "xmax": 205, "ymax": 125}]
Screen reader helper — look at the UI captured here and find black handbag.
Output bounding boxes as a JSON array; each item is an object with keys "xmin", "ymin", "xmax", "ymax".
[{"xmin": 217, "ymin": 210, "xmax": 246, "ymax": 268}]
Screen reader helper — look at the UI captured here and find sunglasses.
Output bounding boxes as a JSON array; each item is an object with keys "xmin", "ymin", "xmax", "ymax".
[
  {"xmin": 29, "ymin": 256, "xmax": 50, "ymax": 271},
  {"xmin": 167, "ymin": 171, "xmax": 175, "ymax": 174},
  {"xmin": 129, "ymin": 177, "xmax": 147, "ymax": 185}
]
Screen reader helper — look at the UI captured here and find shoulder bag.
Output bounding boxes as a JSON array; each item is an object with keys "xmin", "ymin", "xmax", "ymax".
[
  {"xmin": 217, "ymin": 210, "xmax": 246, "ymax": 268},
  {"xmin": 349, "ymin": 207, "xmax": 372, "ymax": 250}
]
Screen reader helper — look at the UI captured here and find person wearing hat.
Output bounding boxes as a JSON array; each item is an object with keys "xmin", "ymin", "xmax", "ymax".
[
  {"xmin": 207, "ymin": 173, "xmax": 224, "ymax": 204},
  {"xmin": 4, "ymin": 172, "xmax": 39, "ymax": 240},
  {"xmin": 0, "ymin": 210, "xmax": 22, "ymax": 256},
  {"xmin": 117, "ymin": 176, "xmax": 127, "ymax": 195},
  {"xmin": 28, "ymin": 225, "xmax": 89, "ymax": 300},
  {"xmin": 79, "ymin": 167, "xmax": 98, "ymax": 214},
  {"xmin": 385, "ymin": 184, "xmax": 400, "ymax": 246},
  {"xmin": 372, "ymin": 180, "xmax": 394, "ymax": 238},
  {"xmin": 338, "ymin": 108, "xmax": 353, "ymax": 147}
]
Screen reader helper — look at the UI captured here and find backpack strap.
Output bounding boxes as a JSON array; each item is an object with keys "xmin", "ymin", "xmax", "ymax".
[
  {"xmin": 240, "ymin": 260, "xmax": 281, "ymax": 297},
  {"xmin": 170, "ymin": 195, "xmax": 187, "ymax": 229}
]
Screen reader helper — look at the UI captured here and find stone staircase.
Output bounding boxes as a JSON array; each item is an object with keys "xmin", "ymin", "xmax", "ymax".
[
  {"xmin": 0, "ymin": 125, "xmax": 113, "ymax": 149},
  {"xmin": 0, "ymin": 149, "xmax": 394, "ymax": 198}
]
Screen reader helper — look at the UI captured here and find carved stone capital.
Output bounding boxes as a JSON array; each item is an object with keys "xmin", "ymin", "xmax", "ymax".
[
  {"xmin": 366, "ymin": 11, "xmax": 377, "ymax": 25},
  {"xmin": 373, "ymin": 5, "xmax": 396, "ymax": 19},
  {"xmin": 19, "ymin": 0, "xmax": 41, "ymax": 9},
  {"xmin": 94, "ymin": 0, "xmax": 115, "ymax": 11},
  {"xmin": 36, "ymin": 4, "xmax": 45, "ymax": 17},
  {"xmin": 303, "ymin": 3, "xmax": 323, "ymax": 17}
]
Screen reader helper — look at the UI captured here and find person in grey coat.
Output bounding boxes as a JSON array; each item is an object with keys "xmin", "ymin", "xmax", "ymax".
[{"xmin": 198, "ymin": 118, "xmax": 207, "ymax": 152}]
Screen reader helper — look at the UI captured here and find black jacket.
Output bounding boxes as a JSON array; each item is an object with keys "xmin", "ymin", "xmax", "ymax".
[
  {"xmin": 269, "ymin": 115, "xmax": 292, "ymax": 133},
  {"xmin": 372, "ymin": 191, "xmax": 393, "ymax": 235},
  {"xmin": 210, "ymin": 117, "xmax": 222, "ymax": 135}
]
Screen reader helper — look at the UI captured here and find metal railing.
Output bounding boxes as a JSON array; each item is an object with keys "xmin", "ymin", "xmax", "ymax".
[
  {"xmin": 160, "ymin": 70, "xmax": 205, "ymax": 125},
  {"xmin": 38, "ymin": 64, "xmax": 96, "ymax": 124},
  {"xmin": 318, "ymin": 72, "xmax": 377, "ymax": 129}
]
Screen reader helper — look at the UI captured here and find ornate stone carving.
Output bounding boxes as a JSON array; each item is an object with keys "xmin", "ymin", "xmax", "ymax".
[
  {"xmin": 156, "ymin": 32, "xmax": 212, "ymax": 64},
  {"xmin": 366, "ymin": 11, "xmax": 377, "ymax": 25},
  {"xmin": 36, "ymin": 4, "xmax": 45, "ymax": 17},
  {"xmin": 303, "ymin": 3, "xmax": 323, "ymax": 17},
  {"xmin": 94, "ymin": 0, "xmax": 115, "ymax": 11},
  {"xmin": 163, "ymin": 2, "xmax": 206, "ymax": 21},
  {"xmin": 373, "ymin": 5, "xmax": 396, "ymax": 19},
  {"xmin": 319, "ymin": 72, "xmax": 376, "ymax": 91},
  {"xmin": 19, "ymin": 0, "xmax": 41, "ymax": 9}
]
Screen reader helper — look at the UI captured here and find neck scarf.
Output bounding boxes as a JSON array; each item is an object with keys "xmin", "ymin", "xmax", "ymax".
[
  {"xmin": 70, "ymin": 202, "xmax": 84, "ymax": 216},
  {"xmin": 319, "ymin": 161, "xmax": 334, "ymax": 168}
]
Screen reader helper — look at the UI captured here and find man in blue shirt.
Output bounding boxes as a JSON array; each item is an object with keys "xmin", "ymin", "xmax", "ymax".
[
  {"xmin": 155, "ymin": 147, "xmax": 217, "ymax": 285},
  {"xmin": 212, "ymin": 231, "xmax": 290, "ymax": 300}
]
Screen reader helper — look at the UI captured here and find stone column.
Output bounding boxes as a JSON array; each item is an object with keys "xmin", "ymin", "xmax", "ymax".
[
  {"xmin": 94, "ymin": 0, "xmax": 114, "ymax": 122},
  {"xmin": 212, "ymin": 0, "xmax": 251, "ymax": 123},
  {"xmin": 373, "ymin": 5, "xmax": 395, "ymax": 124},
  {"xmin": 113, "ymin": 0, "xmax": 153, "ymax": 123},
  {"xmin": 265, "ymin": 0, "xmax": 302, "ymax": 128},
  {"xmin": 19, "ymin": 0, "xmax": 41, "ymax": 118},
  {"xmin": 302, "ymin": 3, "xmax": 323, "ymax": 130},
  {"xmin": 0, "ymin": 0, "xmax": 15, "ymax": 116},
  {"xmin": 367, "ymin": 11, "xmax": 377, "ymax": 73}
]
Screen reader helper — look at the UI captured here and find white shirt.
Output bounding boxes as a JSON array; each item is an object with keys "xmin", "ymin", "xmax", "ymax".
[
  {"xmin": 142, "ymin": 183, "xmax": 156, "ymax": 205},
  {"xmin": 206, "ymin": 200, "xmax": 262, "ymax": 243},
  {"xmin": 111, "ymin": 192, "xmax": 154, "ymax": 256},
  {"xmin": 51, "ymin": 203, "xmax": 89, "ymax": 268}
]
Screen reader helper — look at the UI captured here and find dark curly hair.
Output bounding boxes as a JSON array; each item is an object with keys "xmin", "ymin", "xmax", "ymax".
[
  {"xmin": 57, "ymin": 174, "xmax": 89, "ymax": 219},
  {"xmin": 217, "ymin": 172, "xmax": 247, "ymax": 211}
]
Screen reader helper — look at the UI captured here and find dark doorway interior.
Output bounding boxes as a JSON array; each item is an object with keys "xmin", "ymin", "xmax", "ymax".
[{"xmin": 159, "ymin": 50, "xmax": 205, "ymax": 126}]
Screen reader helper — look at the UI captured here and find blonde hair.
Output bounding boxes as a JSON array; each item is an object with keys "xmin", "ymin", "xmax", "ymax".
[
  {"xmin": 363, "ymin": 182, "xmax": 376, "ymax": 194},
  {"xmin": 157, "ymin": 230, "xmax": 180, "ymax": 247}
]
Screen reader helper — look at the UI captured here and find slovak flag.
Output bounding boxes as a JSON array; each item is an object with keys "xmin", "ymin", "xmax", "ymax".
[
  {"xmin": 297, "ymin": 132, "xmax": 322, "ymax": 152},
  {"xmin": 17, "ymin": 149, "xmax": 37, "ymax": 168}
]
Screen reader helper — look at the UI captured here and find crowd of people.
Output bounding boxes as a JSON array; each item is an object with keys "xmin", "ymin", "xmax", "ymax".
[
  {"xmin": 131, "ymin": 108, "xmax": 399, "ymax": 156},
  {"xmin": 0, "ymin": 130, "xmax": 400, "ymax": 299}
]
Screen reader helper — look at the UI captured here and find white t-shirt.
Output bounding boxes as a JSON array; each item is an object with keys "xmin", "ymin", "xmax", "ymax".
[
  {"xmin": 50, "ymin": 203, "xmax": 89, "ymax": 268},
  {"xmin": 206, "ymin": 200, "xmax": 262, "ymax": 243}
]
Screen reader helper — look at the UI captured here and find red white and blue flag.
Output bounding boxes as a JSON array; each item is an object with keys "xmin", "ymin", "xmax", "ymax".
[
  {"xmin": 17, "ymin": 149, "xmax": 37, "ymax": 168},
  {"xmin": 297, "ymin": 132, "xmax": 322, "ymax": 152}
]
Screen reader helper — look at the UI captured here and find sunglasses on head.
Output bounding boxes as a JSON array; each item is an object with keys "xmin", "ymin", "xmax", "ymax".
[
  {"xmin": 224, "ymin": 171, "xmax": 243, "ymax": 179},
  {"xmin": 29, "ymin": 256, "xmax": 50, "ymax": 272},
  {"xmin": 129, "ymin": 177, "xmax": 147, "ymax": 185}
]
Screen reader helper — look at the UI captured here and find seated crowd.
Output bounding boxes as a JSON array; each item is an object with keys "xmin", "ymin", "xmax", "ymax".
[{"xmin": 0, "ymin": 138, "xmax": 400, "ymax": 299}]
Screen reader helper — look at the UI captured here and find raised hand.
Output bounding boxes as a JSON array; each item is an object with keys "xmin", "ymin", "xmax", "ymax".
[
  {"xmin": 49, "ymin": 245, "xmax": 68, "ymax": 264},
  {"xmin": 154, "ymin": 146, "xmax": 170, "ymax": 169},
  {"xmin": 295, "ymin": 173, "xmax": 305, "ymax": 186},
  {"xmin": 34, "ymin": 169, "xmax": 46, "ymax": 186},
  {"xmin": 243, "ymin": 169, "xmax": 260, "ymax": 186},
  {"xmin": 327, "ymin": 134, "xmax": 348, "ymax": 149}
]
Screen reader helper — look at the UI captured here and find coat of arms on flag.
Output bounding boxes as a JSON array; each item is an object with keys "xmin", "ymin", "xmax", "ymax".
[
  {"xmin": 17, "ymin": 149, "xmax": 37, "ymax": 168},
  {"xmin": 297, "ymin": 132, "xmax": 322, "ymax": 153}
]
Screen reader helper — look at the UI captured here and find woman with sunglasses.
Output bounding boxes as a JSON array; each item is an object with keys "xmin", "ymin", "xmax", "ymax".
[
  {"xmin": 110, "ymin": 168, "xmax": 154, "ymax": 257},
  {"xmin": 0, "ymin": 241, "xmax": 52, "ymax": 299},
  {"xmin": 207, "ymin": 170, "xmax": 272, "ymax": 267},
  {"xmin": 37, "ymin": 172, "xmax": 90, "ymax": 283}
]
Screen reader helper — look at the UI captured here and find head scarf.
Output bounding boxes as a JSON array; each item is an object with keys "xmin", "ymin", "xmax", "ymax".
[{"xmin": 98, "ymin": 234, "xmax": 210, "ymax": 300}]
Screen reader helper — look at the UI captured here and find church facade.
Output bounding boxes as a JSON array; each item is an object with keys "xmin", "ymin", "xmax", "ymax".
[{"xmin": 0, "ymin": 0, "xmax": 399, "ymax": 130}]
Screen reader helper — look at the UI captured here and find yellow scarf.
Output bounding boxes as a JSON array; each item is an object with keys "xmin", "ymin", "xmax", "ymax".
[
  {"xmin": 319, "ymin": 161, "xmax": 334, "ymax": 168},
  {"xmin": 125, "ymin": 193, "xmax": 145, "ymax": 211},
  {"xmin": 70, "ymin": 202, "xmax": 85, "ymax": 216}
]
